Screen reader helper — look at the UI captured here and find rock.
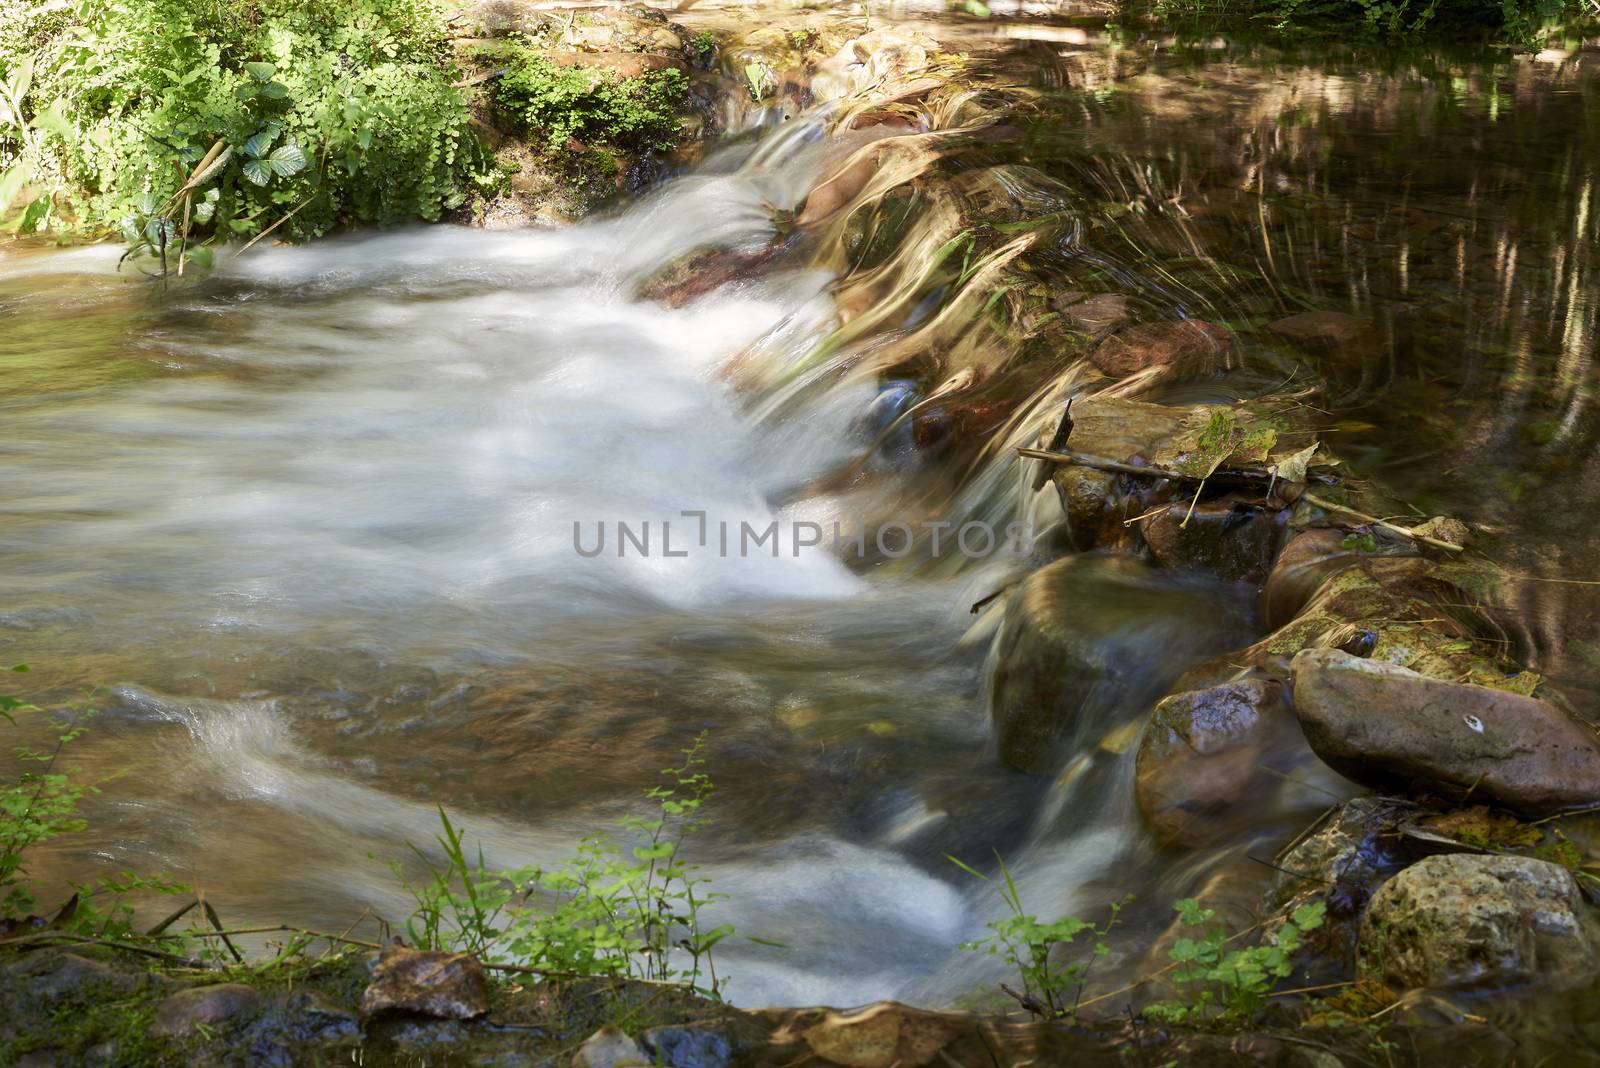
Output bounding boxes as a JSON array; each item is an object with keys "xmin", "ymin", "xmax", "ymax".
[
  {"xmin": 989, "ymin": 554, "xmax": 1254, "ymax": 773},
  {"xmin": 149, "ymin": 983, "xmax": 262, "ymax": 1038},
  {"xmin": 1043, "ymin": 395, "xmax": 1191, "ymax": 549},
  {"xmin": 1139, "ymin": 492, "xmax": 1285, "ymax": 584},
  {"xmin": 1359, "ymin": 853, "xmax": 1600, "ymax": 991},
  {"xmin": 810, "ymin": 29, "xmax": 933, "ymax": 104},
  {"xmin": 1090, "ymin": 319, "xmax": 1233, "ymax": 381},
  {"xmin": 574, "ymin": 1026, "xmax": 652, "ymax": 1068},
  {"xmin": 1290, "ymin": 648, "xmax": 1600, "ymax": 814},
  {"xmin": 1261, "ymin": 528, "xmax": 1370, "ymax": 629},
  {"xmin": 1267, "ymin": 310, "xmax": 1363, "ymax": 346},
  {"xmin": 1052, "ymin": 291, "xmax": 1134, "ymax": 339},
  {"xmin": 644, "ymin": 1024, "xmax": 738, "ymax": 1068},
  {"xmin": 544, "ymin": 51, "xmax": 684, "ymax": 78},
  {"xmin": 359, "ymin": 945, "xmax": 489, "ymax": 1021},
  {"xmin": 1135, "ymin": 677, "xmax": 1291, "ymax": 844},
  {"xmin": 797, "ymin": 1004, "xmax": 966, "ymax": 1068}
]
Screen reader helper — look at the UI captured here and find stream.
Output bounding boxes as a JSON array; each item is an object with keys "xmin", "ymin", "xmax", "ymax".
[{"xmin": 5, "ymin": 13, "xmax": 1600, "ymax": 1012}]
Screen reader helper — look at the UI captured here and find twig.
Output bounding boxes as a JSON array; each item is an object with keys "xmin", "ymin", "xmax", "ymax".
[
  {"xmin": 3, "ymin": 932, "xmax": 206, "ymax": 967},
  {"xmin": 233, "ymin": 193, "xmax": 317, "ymax": 257},
  {"xmin": 1301, "ymin": 492, "xmax": 1465, "ymax": 553},
  {"xmin": 1269, "ymin": 980, "xmax": 1357, "ymax": 998}
]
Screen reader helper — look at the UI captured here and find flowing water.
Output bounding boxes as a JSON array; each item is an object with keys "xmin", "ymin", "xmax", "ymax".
[{"xmin": 5, "ymin": 12, "xmax": 1600, "ymax": 1012}]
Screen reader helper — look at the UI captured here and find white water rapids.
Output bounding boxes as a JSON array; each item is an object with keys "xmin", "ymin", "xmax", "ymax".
[{"xmin": 2, "ymin": 111, "xmax": 1266, "ymax": 1006}]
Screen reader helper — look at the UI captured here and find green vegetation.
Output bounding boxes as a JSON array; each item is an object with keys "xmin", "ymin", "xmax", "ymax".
[
  {"xmin": 1146, "ymin": 897, "xmax": 1328, "ymax": 1024},
  {"xmin": 394, "ymin": 732, "xmax": 739, "ymax": 997},
  {"xmin": 0, "ymin": 0, "xmax": 492, "ymax": 256},
  {"xmin": 949, "ymin": 852, "xmax": 1127, "ymax": 1018},
  {"xmin": 490, "ymin": 45, "xmax": 688, "ymax": 154},
  {"xmin": 1138, "ymin": 0, "xmax": 1576, "ymax": 43},
  {"xmin": 2, "ymin": 667, "xmax": 191, "ymax": 945}
]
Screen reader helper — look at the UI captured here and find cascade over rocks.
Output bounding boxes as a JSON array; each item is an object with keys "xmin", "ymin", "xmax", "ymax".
[
  {"xmin": 1290, "ymin": 648, "xmax": 1600, "ymax": 815},
  {"xmin": 989, "ymin": 555, "xmax": 1252, "ymax": 774},
  {"xmin": 1359, "ymin": 853, "xmax": 1600, "ymax": 992}
]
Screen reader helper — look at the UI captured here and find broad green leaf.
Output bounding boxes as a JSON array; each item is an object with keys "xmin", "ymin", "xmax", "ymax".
[
  {"xmin": 241, "ymin": 157, "xmax": 272, "ymax": 185},
  {"xmin": 242, "ymin": 126, "xmax": 278, "ymax": 158},
  {"xmin": 268, "ymin": 142, "xmax": 306, "ymax": 177},
  {"xmin": 232, "ymin": 83, "xmax": 258, "ymax": 101},
  {"xmin": 30, "ymin": 98, "xmax": 72, "ymax": 139},
  {"xmin": 7, "ymin": 53, "xmax": 34, "ymax": 105},
  {"xmin": 0, "ymin": 164, "xmax": 28, "ymax": 217},
  {"xmin": 244, "ymin": 61, "xmax": 277, "ymax": 82},
  {"xmin": 259, "ymin": 81, "xmax": 290, "ymax": 100},
  {"xmin": 19, "ymin": 194, "xmax": 50, "ymax": 232}
]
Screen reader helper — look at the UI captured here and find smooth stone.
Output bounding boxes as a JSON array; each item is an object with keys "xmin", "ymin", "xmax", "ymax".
[
  {"xmin": 1135, "ymin": 677, "xmax": 1290, "ymax": 845},
  {"xmin": 643, "ymin": 1024, "xmax": 736, "ymax": 1068},
  {"xmin": 1359, "ymin": 853, "xmax": 1600, "ymax": 991},
  {"xmin": 574, "ymin": 1026, "xmax": 652, "ymax": 1068},
  {"xmin": 1290, "ymin": 648, "xmax": 1600, "ymax": 814},
  {"xmin": 148, "ymin": 983, "xmax": 262, "ymax": 1038}
]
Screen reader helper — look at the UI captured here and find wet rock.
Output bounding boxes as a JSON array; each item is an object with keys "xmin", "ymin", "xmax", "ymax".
[
  {"xmin": 1139, "ymin": 492, "xmax": 1285, "ymax": 584},
  {"xmin": 1043, "ymin": 395, "xmax": 1190, "ymax": 549},
  {"xmin": 1090, "ymin": 319, "xmax": 1233, "ymax": 381},
  {"xmin": 1263, "ymin": 797, "xmax": 1428, "ymax": 963},
  {"xmin": 644, "ymin": 1024, "xmax": 739, "ymax": 1068},
  {"xmin": 574, "ymin": 1026, "xmax": 652, "ymax": 1068},
  {"xmin": 811, "ymin": 29, "xmax": 934, "ymax": 105},
  {"xmin": 359, "ymin": 945, "xmax": 489, "ymax": 1021},
  {"xmin": 1135, "ymin": 677, "xmax": 1291, "ymax": 845},
  {"xmin": 990, "ymin": 554, "xmax": 1254, "ymax": 773},
  {"xmin": 1052, "ymin": 291, "xmax": 1134, "ymax": 339},
  {"xmin": 795, "ymin": 1003, "xmax": 967, "ymax": 1068},
  {"xmin": 1267, "ymin": 310, "xmax": 1363, "ymax": 346},
  {"xmin": 1291, "ymin": 648, "xmax": 1600, "ymax": 814},
  {"xmin": 1261, "ymin": 528, "xmax": 1371, "ymax": 629},
  {"xmin": 149, "ymin": 982, "xmax": 262, "ymax": 1038},
  {"xmin": 1359, "ymin": 853, "xmax": 1600, "ymax": 991}
]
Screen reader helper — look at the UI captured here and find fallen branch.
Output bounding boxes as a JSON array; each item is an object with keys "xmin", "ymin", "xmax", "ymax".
[{"xmin": 1301, "ymin": 492, "xmax": 1465, "ymax": 554}]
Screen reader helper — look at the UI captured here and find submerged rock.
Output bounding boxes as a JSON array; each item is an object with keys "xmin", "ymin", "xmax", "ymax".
[
  {"xmin": 1135, "ymin": 677, "xmax": 1292, "ymax": 845},
  {"xmin": 1291, "ymin": 648, "xmax": 1600, "ymax": 814},
  {"xmin": 989, "ymin": 554, "xmax": 1251, "ymax": 773},
  {"xmin": 359, "ymin": 945, "xmax": 489, "ymax": 1021},
  {"xmin": 1090, "ymin": 319, "xmax": 1233, "ymax": 382},
  {"xmin": 1267, "ymin": 310, "xmax": 1363, "ymax": 346},
  {"xmin": 1359, "ymin": 853, "xmax": 1600, "ymax": 991}
]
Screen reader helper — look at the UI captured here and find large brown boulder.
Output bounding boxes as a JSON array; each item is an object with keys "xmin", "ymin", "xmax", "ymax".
[
  {"xmin": 1358, "ymin": 853, "xmax": 1600, "ymax": 992},
  {"xmin": 1290, "ymin": 648, "xmax": 1600, "ymax": 814},
  {"xmin": 1134, "ymin": 677, "xmax": 1291, "ymax": 845}
]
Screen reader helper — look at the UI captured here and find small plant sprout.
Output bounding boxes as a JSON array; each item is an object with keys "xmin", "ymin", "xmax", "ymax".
[{"xmin": 949, "ymin": 851, "xmax": 1129, "ymax": 1018}]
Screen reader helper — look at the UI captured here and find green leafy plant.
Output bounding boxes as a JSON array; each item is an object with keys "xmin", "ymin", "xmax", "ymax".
[
  {"xmin": 950, "ymin": 851, "xmax": 1128, "ymax": 1018},
  {"xmin": 1, "ymin": 666, "xmax": 191, "ymax": 942},
  {"xmin": 0, "ymin": 0, "xmax": 493, "ymax": 256},
  {"xmin": 394, "ymin": 732, "xmax": 740, "ymax": 997},
  {"xmin": 493, "ymin": 45, "xmax": 687, "ymax": 154},
  {"xmin": 1146, "ymin": 898, "xmax": 1327, "ymax": 1023}
]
